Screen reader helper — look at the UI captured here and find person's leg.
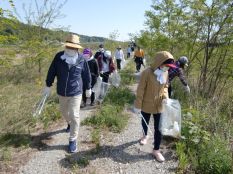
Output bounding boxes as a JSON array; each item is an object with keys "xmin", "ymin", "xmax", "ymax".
[
  {"xmin": 116, "ymin": 59, "xmax": 121, "ymax": 70},
  {"xmin": 59, "ymin": 95, "xmax": 70, "ymax": 127},
  {"xmin": 81, "ymin": 91, "xmax": 87, "ymax": 107},
  {"xmin": 153, "ymin": 113, "xmax": 162, "ymax": 150},
  {"xmin": 140, "ymin": 111, "xmax": 151, "ymax": 145},
  {"xmin": 90, "ymin": 91, "xmax": 95, "ymax": 105},
  {"xmin": 141, "ymin": 111, "xmax": 151, "ymax": 136},
  {"xmin": 152, "ymin": 113, "xmax": 165, "ymax": 162},
  {"xmin": 68, "ymin": 95, "xmax": 82, "ymax": 152},
  {"xmin": 168, "ymin": 84, "xmax": 172, "ymax": 98}
]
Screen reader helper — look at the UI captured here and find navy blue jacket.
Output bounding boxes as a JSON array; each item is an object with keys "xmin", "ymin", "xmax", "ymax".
[{"xmin": 46, "ymin": 51, "xmax": 91, "ymax": 97}]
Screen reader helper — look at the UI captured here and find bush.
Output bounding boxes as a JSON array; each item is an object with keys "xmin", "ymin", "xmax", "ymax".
[{"xmin": 82, "ymin": 104, "xmax": 128, "ymax": 133}]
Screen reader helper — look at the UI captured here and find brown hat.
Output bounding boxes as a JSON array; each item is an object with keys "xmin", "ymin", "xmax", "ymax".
[{"xmin": 64, "ymin": 34, "xmax": 82, "ymax": 49}]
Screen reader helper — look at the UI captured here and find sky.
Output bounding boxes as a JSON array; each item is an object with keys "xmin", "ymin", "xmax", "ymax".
[{"xmin": 1, "ymin": 0, "xmax": 152, "ymax": 41}]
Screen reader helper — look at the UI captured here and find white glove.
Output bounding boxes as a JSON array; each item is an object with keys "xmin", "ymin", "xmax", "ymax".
[
  {"xmin": 162, "ymin": 98, "xmax": 168, "ymax": 104},
  {"xmin": 42, "ymin": 86, "xmax": 51, "ymax": 96},
  {"xmin": 85, "ymin": 89, "xmax": 92, "ymax": 98},
  {"xmin": 133, "ymin": 107, "xmax": 141, "ymax": 115},
  {"xmin": 100, "ymin": 71, "xmax": 104, "ymax": 75},
  {"xmin": 184, "ymin": 85, "xmax": 190, "ymax": 93}
]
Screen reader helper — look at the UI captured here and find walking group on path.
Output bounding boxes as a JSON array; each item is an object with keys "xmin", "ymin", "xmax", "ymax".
[{"xmin": 42, "ymin": 33, "xmax": 190, "ymax": 163}]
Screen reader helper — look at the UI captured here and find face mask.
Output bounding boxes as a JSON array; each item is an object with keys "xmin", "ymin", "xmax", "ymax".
[
  {"xmin": 160, "ymin": 66, "xmax": 169, "ymax": 72},
  {"xmin": 65, "ymin": 48, "xmax": 77, "ymax": 57},
  {"xmin": 99, "ymin": 48, "xmax": 104, "ymax": 52},
  {"xmin": 83, "ymin": 54, "xmax": 90, "ymax": 59}
]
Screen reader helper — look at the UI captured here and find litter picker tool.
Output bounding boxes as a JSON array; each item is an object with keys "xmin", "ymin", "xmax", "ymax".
[{"xmin": 33, "ymin": 94, "xmax": 48, "ymax": 117}]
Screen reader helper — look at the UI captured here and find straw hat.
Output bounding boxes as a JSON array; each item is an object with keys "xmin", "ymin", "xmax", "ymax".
[{"xmin": 64, "ymin": 34, "xmax": 82, "ymax": 49}]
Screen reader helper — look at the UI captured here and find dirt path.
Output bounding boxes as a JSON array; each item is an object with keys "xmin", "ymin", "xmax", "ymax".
[{"xmin": 17, "ymin": 62, "xmax": 178, "ymax": 174}]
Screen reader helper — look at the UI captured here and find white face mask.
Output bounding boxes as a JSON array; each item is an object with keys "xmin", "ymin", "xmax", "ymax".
[
  {"xmin": 160, "ymin": 66, "xmax": 169, "ymax": 72},
  {"xmin": 83, "ymin": 54, "xmax": 90, "ymax": 60},
  {"xmin": 99, "ymin": 48, "xmax": 104, "ymax": 52},
  {"xmin": 65, "ymin": 48, "xmax": 77, "ymax": 57}
]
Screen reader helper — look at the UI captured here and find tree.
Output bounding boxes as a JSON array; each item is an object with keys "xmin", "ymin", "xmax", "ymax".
[{"xmin": 139, "ymin": 0, "xmax": 233, "ymax": 98}]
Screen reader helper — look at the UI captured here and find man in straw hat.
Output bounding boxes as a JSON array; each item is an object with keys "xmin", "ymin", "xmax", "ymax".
[{"xmin": 43, "ymin": 33, "xmax": 92, "ymax": 153}]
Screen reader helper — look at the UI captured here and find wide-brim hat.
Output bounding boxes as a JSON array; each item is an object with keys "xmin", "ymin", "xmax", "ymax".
[{"xmin": 64, "ymin": 34, "xmax": 82, "ymax": 49}]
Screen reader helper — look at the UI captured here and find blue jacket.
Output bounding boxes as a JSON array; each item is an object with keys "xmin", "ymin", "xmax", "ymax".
[{"xmin": 46, "ymin": 51, "xmax": 91, "ymax": 97}]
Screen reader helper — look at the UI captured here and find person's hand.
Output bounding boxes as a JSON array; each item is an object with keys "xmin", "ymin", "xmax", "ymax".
[
  {"xmin": 162, "ymin": 98, "xmax": 168, "ymax": 104},
  {"xmin": 42, "ymin": 86, "xmax": 51, "ymax": 96},
  {"xmin": 133, "ymin": 107, "xmax": 141, "ymax": 115},
  {"xmin": 184, "ymin": 85, "xmax": 190, "ymax": 93},
  {"xmin": 86, "ymin": 89, "xmax": 92, "ymax": 98},
  {"xmin": 99, "ymin": 71, "xmax": 104, "ymax": 75}
]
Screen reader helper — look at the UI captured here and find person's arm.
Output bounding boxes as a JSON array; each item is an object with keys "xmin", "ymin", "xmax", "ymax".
[
  {"xmin": 134, "ymin": 70, "xmax": 148, "ymax": 109},
  {"xmin": 46, "ymin": 56, "xmax": 57, "ymax": 87},
  {"xmin": 94, "ymin": 59, "xmax": 99, "ymax": 77},
  {"xmin": 82, "ymin": 60, "xmax": 92, "ymax": 90},
  {"xmin": 178, "ymin": 68, "xmax": 188, "ymax": 86}
]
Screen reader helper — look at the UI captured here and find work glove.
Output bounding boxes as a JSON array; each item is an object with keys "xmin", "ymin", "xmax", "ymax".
[
  {"xmin": 184, "ymin": 85, "xmax": 190, "ymax": 93},
  {"xmin": 85, "ymin": 89, "xmax": 92, "ymax": 98},
  {"xmin": 133, "ymin": 107, "xmax": 141, "ymax": 115},
  {"xmin": 99, "ymin": 71, "xmax": 104, "ymax": 75},
  {"xmin": 42, "ymin": 86, "xmax": 51, "ymax": 96}
]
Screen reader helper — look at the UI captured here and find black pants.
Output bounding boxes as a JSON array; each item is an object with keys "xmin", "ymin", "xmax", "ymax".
[
  {"xmin": 100, "ymin": 72, "xmax": 110, "ymax": 83},
  {"xmin": 82, "ymin": 91, "xmax": 95, "ymax": 104},
  {"xmin": 127, "ymin": 53, "xmax": 130, "ymax": 58},
  {"xmin": 168, "ymin": 84, "xmax": 172, "ymax": 98},
  {"xmin": 141, "ymin": 111, "xmax": 162, "ymax": 150},
  {"xmin": 116, "ymin": 59, "xmax": 121, "ymax": 70},
  {"xmin": 135, "ymin": 57, "xmax": 143, "ymax": 71}
]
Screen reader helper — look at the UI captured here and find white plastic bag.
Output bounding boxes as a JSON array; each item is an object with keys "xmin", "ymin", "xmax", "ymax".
[
  {"xmin": 110, "ymin": 71, "xmax": 121, "ymax": 87},
  {"xmin": 97, "ymin": 82, "xmax": 111, "ymax": 102},
  {"xmin": 92, "ymin": 76, "xmax": 102, "ymax": 99},
  {"xmin": 159, "ymin": 99, "xmax": 181, "ymax": 138},
  {"xmin": 121, "ymin": 58, "xmax": 126, "ymax": 69}
]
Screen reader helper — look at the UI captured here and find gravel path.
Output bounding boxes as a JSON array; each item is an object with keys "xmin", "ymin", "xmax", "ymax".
[{"xmin": 18, "ymin": 62, "xmax": 178, "ymax": 174}]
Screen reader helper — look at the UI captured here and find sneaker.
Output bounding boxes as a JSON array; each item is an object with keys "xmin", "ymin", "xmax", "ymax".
[
  {"xmin": 69, "ymin": 140, "xmax": 77, "ymax": 153},
  {"xmin": 90, "ymin": 102, "xmax": 94, "ymax": 106},
  {"xmin": 66, "ymin": 124, "xmax": 70, "ymax": 133},
  {"xmin": 139, "ymin": 135, "xmax": 149, "ymax": 145},
  {"xmin": 152, "ymin": 150, "xmax": 165, "ymax": 162}
]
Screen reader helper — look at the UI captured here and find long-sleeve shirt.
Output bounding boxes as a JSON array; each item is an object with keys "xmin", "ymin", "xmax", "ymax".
[
  {"xmin": 114, "ymin": 50, "xmax": 124, "ymax": 60},
  {"xmin": 134, "ymin": 49, "xmax": 144, "ymax": 58},
  {"xmin": 168, "ymin": 61, "xmax": 188, "ymax": 86}
]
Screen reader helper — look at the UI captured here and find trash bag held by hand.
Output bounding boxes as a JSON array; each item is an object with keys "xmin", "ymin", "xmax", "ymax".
[
  {"xmin": 111, "ymin": 71, "xmax": 121, "ymax": 87},
  {"xmin": 92, "ymin": 76, "xmax": 102, "ymax": 99},
  {"xmin": 159, "ymin": 99, "xmax": 181, "ymax": 138},
  {"xmin": 33, "ymin": 94, "xmax": 48, "ymax": 117}
]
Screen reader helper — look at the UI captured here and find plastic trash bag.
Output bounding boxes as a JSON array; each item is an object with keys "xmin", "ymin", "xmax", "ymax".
[
  {"xmin": 159, "ymin": 99, "xmax": 181, "ymax": 138},
  {"xmin": 33, "ymin": 94, "xmax": 48, "ymax": 117},
  {"xmin": 121, "ymin": 58, "xmax": 126, "ymax": 69},
  {"xmin": 92, "ymin": 76, "xmax": 102, "ymax": 98},
  {"xmin": 97, "ymin": 82, "xmax": 111, "ymax": 102},
  {"xmin": 110, "ymin": 71, "xmax": 121, "ymax": 87}
]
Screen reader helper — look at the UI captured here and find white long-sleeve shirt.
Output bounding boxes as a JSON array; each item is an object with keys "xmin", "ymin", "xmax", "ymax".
[{"xmin": 114, "ymin": 50, "xmax": 124, "ymax": 60}]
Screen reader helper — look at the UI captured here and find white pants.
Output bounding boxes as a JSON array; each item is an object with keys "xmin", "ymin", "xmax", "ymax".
[{"xmin": 58, "ymin": 95, "xmax": 82, "ymax": 141}]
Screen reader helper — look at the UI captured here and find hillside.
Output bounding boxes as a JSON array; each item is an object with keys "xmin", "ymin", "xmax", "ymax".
[{"xmin": 0, "ymin": 17, "xmax": 106, "ymax": 44}]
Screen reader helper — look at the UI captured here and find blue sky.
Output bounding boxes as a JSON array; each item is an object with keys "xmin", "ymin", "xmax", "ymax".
[{"xmin": 1, "ymin": 0, "xmax": 152, "ymax": 41}]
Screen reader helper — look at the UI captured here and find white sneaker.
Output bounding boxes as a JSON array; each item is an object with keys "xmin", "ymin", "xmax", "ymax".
[{"xmin": 152, "ymin": 150, "xmax": 165, "ymax": 162}]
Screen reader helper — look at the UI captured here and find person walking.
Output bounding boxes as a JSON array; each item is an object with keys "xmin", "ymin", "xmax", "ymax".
[
  {"xmin": 134, "ymin": 46, "xmax": 145, "ymax": 72},
  {"xmin": 81, "ymin": 48, "xmax": 99, "ymax": 107},
  {"xmin": 134, "ymin": 51, "xmax": 176, "ymax": 162},
  {"xmin": 97, "ymin": 50, "xmax": 115, "ymax": 100},
  {"xmin": 94, "ymin": 44, "xmax": 105, "ymax": 59},
  {"xmin": 114, "ymin": 45, "xmax": 124, "ymax": 70},
  {"xmin": 43, "ymin": 34, "xmax": 92, "ymax": 153},
  {"xmin": 168, "ymin": 56, "xmax": 190, "ymax": 97}
]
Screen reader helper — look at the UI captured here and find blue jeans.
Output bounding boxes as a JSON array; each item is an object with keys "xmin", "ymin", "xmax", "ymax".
[{"xmin": 141, "ymin": 111, "xmax": 161, "ymax": 150}]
